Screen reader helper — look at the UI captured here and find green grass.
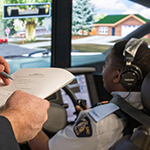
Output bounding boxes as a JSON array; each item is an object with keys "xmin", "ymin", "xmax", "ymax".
[
  {"xmin": 112, "ymin": 38, "xmax": 150, "ymax": 45},
  {"xmin": 40, "ymin": 44, "xmax": 111, "ymax": 52},
  {"xmin": 10, "ymin": 39, "xmax": 49, "ymax": 45},
  {"xmin": 9, "ymin": 36, "xmax": 150, "ymax": 53},
  {"xmin": 142, "ymin": 38, "xmax": 150, "ymax": 44},
  {"xmin": 72, "ymin": 44, "xmax": 111, "ymax": 52},
  {"xmin": 10, "ymin": 39, "xmax": 111, "ymax": 52},
  {"xmin": 40, "ymin": 46, "xmax": 51, "ymax": 50}
]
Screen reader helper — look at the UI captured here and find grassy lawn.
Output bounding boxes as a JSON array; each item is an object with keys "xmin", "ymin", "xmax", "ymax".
[
  {"xmin": 142, "ymin": 38, "xmax": 150, "ymax": 44},
  {"xmin": 39, "ymin": 44, "xmax": 111, "ymax": 53},
  {"xmin": 10, "ymin": 37, "xmax": 111, "ymax": 53},
  {"xmin": 112, "ymin": 38, "xmax": 150, "ymax": 45},
  {"xmin": 9, "ymin": 36, "xmax": 150, "ymax": 53},
  {"xmin": 10, "ymin": 39, "xmax": 48, "ymax": 45},
  {"xmin": 72, "ymin": 44, "xmax": 111, "ymax": 52},
  {"xmin": 72, "ymin": 35, "xmax": 90, "ymax": 39}
]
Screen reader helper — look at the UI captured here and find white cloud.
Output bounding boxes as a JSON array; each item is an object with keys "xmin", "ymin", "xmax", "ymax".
[
  {"xmin": 73, "ymin": 0, "xmax": 150, "ymax": 19},
  {"xmin": 122, "ymin": 9, "xmax": 138, "ymax": 15},
  {"xmin": 131, "ymin": 3, "xmax": 150, "ymax": 19},
  {"xmin": 130, "ymin": 3, "xmax": 145, "ymax": 11},
  {"xmin": 140, "ymin": 9, "xmax": 150, "ymax": 19},
  {"xmin": 89, "ymin": 0, "xmax": 150, "ymax": 19},
  {"xmin": 122, "ymin": 3, "xmax": 150, "ymax": 19},
  {"xmin": 90, "ymin": 0, "xmax": 127, "ymax": 11}
]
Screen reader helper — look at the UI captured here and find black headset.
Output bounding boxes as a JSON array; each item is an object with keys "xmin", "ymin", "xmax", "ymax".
[{"xmin": 120, "ymin": 38, "xmax": 145, "ymax": 89}]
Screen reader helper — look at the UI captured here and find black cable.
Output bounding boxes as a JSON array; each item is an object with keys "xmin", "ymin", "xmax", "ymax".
[{"xmin": 122, "ymin": 88, "xmax": 132, "ymax": 99}]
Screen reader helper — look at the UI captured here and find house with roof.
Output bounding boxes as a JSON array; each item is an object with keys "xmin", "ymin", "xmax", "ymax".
[{"xmin": 92, "ymin": 14, "xmax": 150, "ymax": 37}]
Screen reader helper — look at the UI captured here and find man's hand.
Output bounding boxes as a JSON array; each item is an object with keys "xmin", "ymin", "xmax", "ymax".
[
  {"xmin": 0, "ymin": 90, "xmax": 50, "ymax": 143},
  {"xmin": 0, "ymin": 56, "xmax": 10, "ymax": 85}
]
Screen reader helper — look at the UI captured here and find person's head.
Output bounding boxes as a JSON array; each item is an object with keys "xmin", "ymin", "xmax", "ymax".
[{"xmin": 102, "ymin": 38, "xmax": 150, "ymax": 93}]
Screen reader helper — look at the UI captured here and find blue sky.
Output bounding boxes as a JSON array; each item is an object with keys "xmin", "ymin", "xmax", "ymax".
[{"xmin": 90, "ymin": 0, "xmax": 150, "ymax": 19}]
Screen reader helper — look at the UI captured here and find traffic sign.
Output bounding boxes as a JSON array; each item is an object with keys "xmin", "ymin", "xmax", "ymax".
[{"xmin": 5, "ymin": 28, "xmax": 10, "ymax": 34}]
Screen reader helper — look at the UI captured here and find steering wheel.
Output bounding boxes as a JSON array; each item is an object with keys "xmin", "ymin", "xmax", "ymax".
[
  {"xmin": 63, "ymin": 86, "xmax": 78, "ymax": 107},
  {"xmin": 42, "ymin": 85, "xmax": 81, "ymax": 137},
  {"xmin": 43, "ymin": 85, "xmax": 88, "ymax": 137}
]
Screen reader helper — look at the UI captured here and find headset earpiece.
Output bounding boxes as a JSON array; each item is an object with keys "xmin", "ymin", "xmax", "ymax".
[
  {"xmin": 120, "ymin": 38, "xmax": 144, "ymax": 90},
  {"xmin": 120, "ymin": 64, "xmax": 143, "ymax": 89}
]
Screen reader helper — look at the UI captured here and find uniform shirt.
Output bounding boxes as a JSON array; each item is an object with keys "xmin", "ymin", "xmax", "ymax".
[
  {"xmin": 0, "ymin": 116, "xmax": 20, "ymax": 150},
  {"xmin": 48, "ymin": 92, "xmax": 142, "ymax": 150}
]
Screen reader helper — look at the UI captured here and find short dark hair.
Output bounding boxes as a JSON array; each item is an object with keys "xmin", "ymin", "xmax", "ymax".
[{"xmin": 110, "ymin": 40, "xmax": 150, "ymax": 89}]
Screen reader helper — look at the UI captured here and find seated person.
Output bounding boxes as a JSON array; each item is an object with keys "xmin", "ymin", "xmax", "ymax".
[{"xmin": 28, "ymin": 38, "xmax": 150, "ymax": 150}]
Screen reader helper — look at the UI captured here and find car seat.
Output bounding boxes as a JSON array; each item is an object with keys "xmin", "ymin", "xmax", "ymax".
[
  {"xmin": 110, "ymin": 125, "xmax": 150, "ymax": 150},
  {"xmin": 110, "ymin": 72, "xmax": 150, "ymax": 150}
]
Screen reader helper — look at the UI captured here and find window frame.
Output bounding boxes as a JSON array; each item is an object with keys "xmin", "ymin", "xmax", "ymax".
[{"xmin": 99, "ymin": 26, "xmax": 108, "ymax": 34}]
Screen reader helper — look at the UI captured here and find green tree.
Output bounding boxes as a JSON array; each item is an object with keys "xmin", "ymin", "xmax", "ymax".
[
  {"xmin": 1, "ymin": 0, "xmax": 52, "ymax": 41},
  {"xmin": 3, "ymin": 19, "xmax": 16, "ymax": 35},
  {"xmin": 72, "ymin": 0, "xmax": 95, "ymax": 35}
]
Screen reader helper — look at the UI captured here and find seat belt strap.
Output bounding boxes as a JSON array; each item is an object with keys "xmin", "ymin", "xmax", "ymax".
[{"xmin": 110, "ymin": 95, "xmax": 150, "ymax": 127}]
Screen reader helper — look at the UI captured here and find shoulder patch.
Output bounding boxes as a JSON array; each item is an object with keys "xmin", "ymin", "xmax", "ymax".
[
  {"xmin": 74, "ymin": 116, "xmax": 92, "ymax": 137},
  {"xmin": 89, "ymin": 103, "xmax": 119, "ymax": 122}
]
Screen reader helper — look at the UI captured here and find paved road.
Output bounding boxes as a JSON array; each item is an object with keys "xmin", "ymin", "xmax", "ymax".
[{"xmin": 0, "ymin": 43, "xmax": 39, "ymax": 58}]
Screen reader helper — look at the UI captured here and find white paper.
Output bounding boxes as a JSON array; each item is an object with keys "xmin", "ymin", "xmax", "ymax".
[{"xmin": 0, "ymin": 68, "xmax": 75, "ymax": 107}]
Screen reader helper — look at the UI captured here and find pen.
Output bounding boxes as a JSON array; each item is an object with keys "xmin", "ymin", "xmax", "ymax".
[{"xmin": 0, "ymin": 71, "xmax": 13, "ymax": 80}]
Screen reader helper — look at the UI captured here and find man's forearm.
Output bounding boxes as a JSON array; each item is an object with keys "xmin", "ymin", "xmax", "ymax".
[{"xmin": 28, "ymin": 130, "xmax": 49, "ymax": 150}]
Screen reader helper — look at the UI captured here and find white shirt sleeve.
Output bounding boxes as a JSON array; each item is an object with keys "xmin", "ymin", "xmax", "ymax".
[{"xmin": 48, "ymin": 109, "xmax": 125, "ymax": 150}]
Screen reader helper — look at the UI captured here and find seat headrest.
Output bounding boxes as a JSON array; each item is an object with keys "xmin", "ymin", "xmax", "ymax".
[{"xmin": 141, "ymin": 72, "xmax": 150, "ymax": 115}]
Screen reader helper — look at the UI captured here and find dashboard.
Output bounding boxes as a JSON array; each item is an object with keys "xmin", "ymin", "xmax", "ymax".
[{"xmin": 46, "ymin": 67, "xmax": 99, "ymax": 122}]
